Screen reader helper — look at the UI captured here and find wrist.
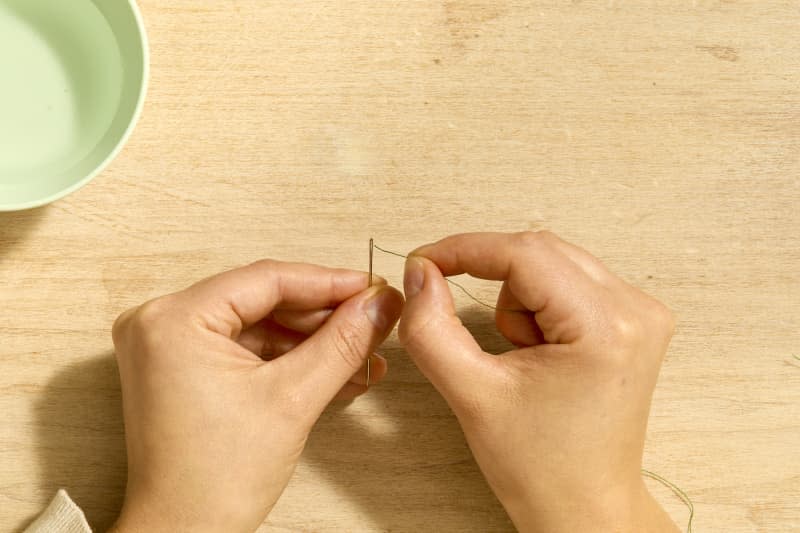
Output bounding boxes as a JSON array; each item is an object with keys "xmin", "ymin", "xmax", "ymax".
[
  {"xmin": 502, "ymin": 480, "xmax": 680, "ymax": 533},
  {"xmin": 110, "ymin": 514, "xmax": 230, "ymax": 533},
  {"xmin": 109, "ymin": 498, "xmax": 250, "ymax": 533}
]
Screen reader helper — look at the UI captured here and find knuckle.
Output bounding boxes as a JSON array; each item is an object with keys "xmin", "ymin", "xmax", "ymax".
[
  {"xmin": 594, "ymin": 318, "xmax": 641, "ymax": 371},
  {"xmin": 515, "ymin": 230, "xmax": 558, "ymax": 250},
  {"xmin": 112, "ymin": 295, "xmax": 184, "ymax": 368},
  {"xmin": 632, "ymin": 292, "xmax": 676, "ymax": 336},
  {"xmin": 654, "ymin": 302, "xmax": 676, "ymax": 335},
  {"xmin": 536, "ymin": 229, "xmax": 559, "ymax": 242},
  {"xmin": 515, "ymin": 230, "xmax": 541, "ymax": 248},
  {"xmin": 250, "ymin": 258, "xmax": 277, "ymax": 270},
  {"xmin": 600, "ymin": 297, "xmax": 675, "ymax": 366},
  {"xmin": 133, "ymin": 297, "xmax": 172, "ymax": 329},
  {"xmin": 111, "ymin": 307, "xmax": 136, "ymax": 345},
  {"xmin": 119, "ymin": 296, "xmax": 176, "ymax": 349},
  {"xmin": 607, "ymin": 314, "xmax": 642, "ymax": 345}
]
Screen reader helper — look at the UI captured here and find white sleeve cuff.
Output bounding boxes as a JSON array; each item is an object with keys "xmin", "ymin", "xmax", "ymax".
[{"xmin": 24, "ymin": 490, "xmax": 92, "ymax": 533}]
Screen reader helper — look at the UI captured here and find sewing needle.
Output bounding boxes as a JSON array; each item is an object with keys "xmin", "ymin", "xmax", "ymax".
[{"xmin": 366, "ymin": 237, "xmax": 373, "ymax": 388}]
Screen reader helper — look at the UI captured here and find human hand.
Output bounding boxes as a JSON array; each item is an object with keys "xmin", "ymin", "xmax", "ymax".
[
  {"xmin": 109, "ymin": 261, "xmax": 403, "ymax": 533},
  {"xmin": 399, "ymin": 232, "xmax": 679, "ymax": 533}
]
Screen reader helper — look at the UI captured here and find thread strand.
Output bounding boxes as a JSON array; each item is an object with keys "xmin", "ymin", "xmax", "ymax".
[
  {"xmin": 372, "ymin": 243, "xmax": 507, "ymax": 311},
  {"xmin": 641, "ymin": 469, "xmax": 694, "ymax": 533}
]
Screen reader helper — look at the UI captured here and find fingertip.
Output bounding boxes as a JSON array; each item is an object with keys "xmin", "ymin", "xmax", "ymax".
[
  {"xmin": 417, "ymin": 256, "xmax": 457, "ymax": 313},
  {"xmin": 399, "ymin": 258, "xmax": 460, "ymax": 351},
  {"xmin": 403, "ymin": 256, "xmax": 426, "ymax": 298}
]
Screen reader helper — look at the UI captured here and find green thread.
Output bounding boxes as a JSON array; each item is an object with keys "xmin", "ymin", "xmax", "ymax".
[{"xmin": 641, "ymin": 469, "xmax": 694, "ymax": 533}]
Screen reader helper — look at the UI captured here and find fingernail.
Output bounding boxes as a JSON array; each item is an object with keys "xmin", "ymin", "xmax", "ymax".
[
  {"xmin": 404, "ymin": 256, "xmax": 425, "ymax": 298},
  {"xmin": 365, "ymin": 287, "xmax": 403, "ymax": 332}
]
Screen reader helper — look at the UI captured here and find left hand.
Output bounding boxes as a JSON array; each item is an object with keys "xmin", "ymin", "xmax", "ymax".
[{"xmin": 109, "ymin": 260, "xmax": 404, "ymax": 533}]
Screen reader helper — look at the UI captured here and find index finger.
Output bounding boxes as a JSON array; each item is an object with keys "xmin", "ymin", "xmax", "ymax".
[
  {"xmin": 411, "ymin": 231, "xmax": 592, "ymax": 314},
  {"xmin": 181, "ymin": 260, "xmax": 385, "ymax": 337}
]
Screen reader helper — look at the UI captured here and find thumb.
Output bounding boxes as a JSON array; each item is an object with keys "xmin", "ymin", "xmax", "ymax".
[
  {"xmin": 277, "ymin": 285, "xmax": 404, "ymax": 410},
  {"xmin": 398, "ymin": 256, "xmax": 500, "ymax": 410}
]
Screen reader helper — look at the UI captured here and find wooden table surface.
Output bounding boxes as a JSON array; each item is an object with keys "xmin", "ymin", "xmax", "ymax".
[{"xmin": 2, "ymin": 1, "xmax": 799, "ymax": 531}]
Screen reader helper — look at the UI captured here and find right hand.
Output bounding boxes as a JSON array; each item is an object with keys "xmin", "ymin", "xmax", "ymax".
[{"xmin": 398, "ymin": 232, "xmax": 680, "ymax": 533}]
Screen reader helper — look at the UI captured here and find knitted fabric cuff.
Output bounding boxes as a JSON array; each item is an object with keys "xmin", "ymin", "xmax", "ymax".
[{"xmin": 24, "ymin": 490, "xmax": 92, "ymax": 533}]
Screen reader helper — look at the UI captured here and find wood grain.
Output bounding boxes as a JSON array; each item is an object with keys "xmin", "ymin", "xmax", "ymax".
[{"xmin": 2, "ymin": 1, "xmax": 799, "ymax": 531}]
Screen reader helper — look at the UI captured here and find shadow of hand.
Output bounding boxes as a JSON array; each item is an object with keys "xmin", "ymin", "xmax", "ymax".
[
  {"xmin": 28, "ymin": 309, "xmax": 514, "ymax": 532},
  {"xmin": 32, "ymin": 352, "xmax": 126, "ymax": 531},
  {"xmin": 301, "ymin": 308, "xmax": 515, "ymax": 532}
]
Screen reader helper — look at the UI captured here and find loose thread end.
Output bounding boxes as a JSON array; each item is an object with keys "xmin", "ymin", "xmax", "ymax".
[{"xmin": 641, "ymin": 469, "xmax": 694, "ymax": 533}]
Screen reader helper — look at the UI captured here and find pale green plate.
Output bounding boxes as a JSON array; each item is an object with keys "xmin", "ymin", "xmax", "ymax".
[{"xmin": 0, "ymin": 0, "xmax": 148, "ymax": 211}]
